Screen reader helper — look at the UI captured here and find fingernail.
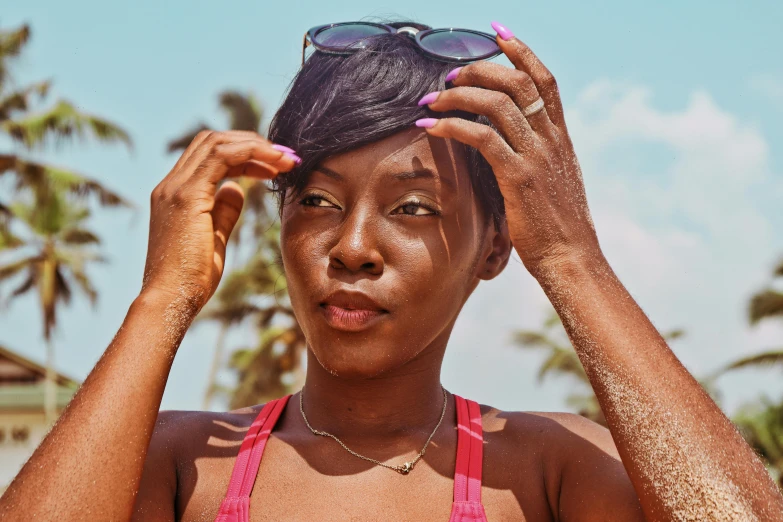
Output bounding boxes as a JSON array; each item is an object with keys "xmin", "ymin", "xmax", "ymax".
[
  {"xmin": 417, "ymin": 92, "xmax": 441, "ymax": 106},
  {"xmin": 445, "ymin": 67, "xmax": 463, "ymax": 82},
  {"xmin": 284, "ymin": 152, "xmax": 302, "ymax": 164},
  {"xmin": 415, "ymin": 118, "xmax": 439, "ymax": 129},
  {"xmin": 272, "ymin": 144, "xmax": 297, "ymax": 154},
  {"xmin": 491, "ymin": 21, "xmax": 514, "ymax": 41}
]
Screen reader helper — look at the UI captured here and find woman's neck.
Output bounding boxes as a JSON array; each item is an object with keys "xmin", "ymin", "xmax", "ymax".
[{"xmin": 298, "ymin": 347, "xmax": 449, "ymax": 445}]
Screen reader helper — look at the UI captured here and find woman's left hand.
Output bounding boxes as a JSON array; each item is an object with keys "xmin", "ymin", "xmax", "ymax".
[{"xmin": 418, "ymin": 22, "xmax": 602, "ymax": 277}]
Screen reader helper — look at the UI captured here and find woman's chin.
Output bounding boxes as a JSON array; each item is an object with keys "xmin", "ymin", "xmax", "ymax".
[{"xmin": 311, "ymin": 347, "xmax": 412, "ymax": 380}]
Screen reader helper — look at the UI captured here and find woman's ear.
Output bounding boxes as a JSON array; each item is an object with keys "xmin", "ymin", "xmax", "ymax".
[{"xmin": 477, "ymin": 216, "xmax": 512, "ymax": 281}]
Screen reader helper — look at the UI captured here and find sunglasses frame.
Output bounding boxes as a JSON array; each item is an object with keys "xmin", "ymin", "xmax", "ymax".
[{"xmin": 302, "ymin": 22, "xmax": 502, "ymax": 66}]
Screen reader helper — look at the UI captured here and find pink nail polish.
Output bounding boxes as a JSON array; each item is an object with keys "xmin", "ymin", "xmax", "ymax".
[
  {"xmin": 415, "ymin": 118, "xmax": 439, "ymax": 129},
  {"xmin": 445, "ymin": 67, "xmax": 463, "ymax": 82},
  {"xmin": 491, "ymin": 21, "xmax": 514, "ymax": 41},
  {"xmin": 285, "ymin": 152, "xmax": 302, "ymax": 164},
  {"xmin": 417, "ymin": 92, "xmax": 441, "ymax": 106},
  {"xmin": 272, "ymin": 144, "xmax": 297, "ymax": 154}
]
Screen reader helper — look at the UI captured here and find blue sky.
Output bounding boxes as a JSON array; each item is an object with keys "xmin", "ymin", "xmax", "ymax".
[{"xmin": 2, "ymin": 0, "xmax": 782, "ymax": 414}]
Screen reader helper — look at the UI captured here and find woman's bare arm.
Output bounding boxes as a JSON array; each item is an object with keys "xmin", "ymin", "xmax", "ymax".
[
  {"xmin": 421, "ymin": 23, "xmax": 783, "ymax": 521},
  {"xmin": 0, "ymin": 130, "xmax": 297, "ymax": 521},
  {"xmin": 539, "ymin": 252, "xmax": 783, "ymax": 521}
]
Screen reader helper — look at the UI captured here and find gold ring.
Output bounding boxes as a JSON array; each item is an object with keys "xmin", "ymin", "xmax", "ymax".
[{"xmin": 522, "ymin": 97, "xmax": 545, "ymax": 117}]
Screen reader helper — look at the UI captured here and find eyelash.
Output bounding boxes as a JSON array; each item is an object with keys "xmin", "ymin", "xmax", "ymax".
[{"xmin": 298, "ymin": 194, "xmax": 441, "ymax": 216}]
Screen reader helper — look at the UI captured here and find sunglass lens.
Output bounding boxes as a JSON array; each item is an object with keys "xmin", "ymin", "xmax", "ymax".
[
  {"xmin": 314, "ymin": 24, "xmax": 389, "ymax": 50},
  {"xmin": 419, "ymin": 30, "xmax": 499, "ymax": 60}
]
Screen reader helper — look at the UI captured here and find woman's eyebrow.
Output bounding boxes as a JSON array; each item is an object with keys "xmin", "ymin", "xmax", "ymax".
[{"xmin": 314, "ymin": 166, "xmax": 456, "ymax": 192}]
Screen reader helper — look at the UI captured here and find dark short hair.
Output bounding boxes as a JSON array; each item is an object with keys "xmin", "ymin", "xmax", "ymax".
[{"xmin": 267, "ymin": 21, "xmax": 505, "ymax": 231}]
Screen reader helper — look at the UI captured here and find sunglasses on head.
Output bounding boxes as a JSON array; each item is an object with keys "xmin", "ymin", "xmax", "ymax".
[{"xmin": 302, "ymin": 22, "xmax": 502, "ymax": 66}]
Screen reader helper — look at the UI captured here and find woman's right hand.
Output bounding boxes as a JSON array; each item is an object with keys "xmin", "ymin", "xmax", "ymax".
[{"xmin": 141, "ymin": 130, "xmax": 299, "ymax": 313}]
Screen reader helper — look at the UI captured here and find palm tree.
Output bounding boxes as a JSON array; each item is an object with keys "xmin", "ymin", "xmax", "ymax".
[
  {"xmin": 715, "ymin": 258, "xmax": 783, "ymax": 375},
  {"xmin": 222, "ymin": 223, "xmax": 306, "ymax": 409},
  {"xmin": 1, "ymin": 24, "xmax": 132, "ymax": 211},
  {"xmin": 513, "ymin": 308, "xmax": 686, "ymax": 427},
  {"xmin": 0, "ymin": 22, "xmax": 132, "ymax": 423},
  {"xmin": 732, "ymin": 396, "xmax": 783, "ymax": 489},
  {"xmin": 168, "ymin": 90, "xmax": 304, "ymax": 409},
  {"xmin": 0, "ymin": 188, "xmax": 124, "ymax": 423},
  {"xmin": 706, "ymin": 257, "xmax": 783, "ymax": 488}
]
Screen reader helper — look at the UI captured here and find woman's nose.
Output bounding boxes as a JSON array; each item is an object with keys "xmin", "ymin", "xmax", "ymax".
[{"xmin": 328, "ymin": 209, "xmax": 384, "ymax": 275}]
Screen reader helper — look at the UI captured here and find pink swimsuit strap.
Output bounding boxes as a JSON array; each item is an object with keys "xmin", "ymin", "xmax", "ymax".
[{"xmin": 213, "ymin": 393, "xmax": 488, "ymax": 522}]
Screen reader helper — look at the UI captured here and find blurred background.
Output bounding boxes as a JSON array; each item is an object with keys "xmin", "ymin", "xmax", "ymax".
[{"xmin": 1, "ymin": 0, "xmax": 782, "ymax": 493}]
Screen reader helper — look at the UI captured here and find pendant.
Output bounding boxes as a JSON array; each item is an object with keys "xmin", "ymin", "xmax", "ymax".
[{"xmin": 399, "ymin": 462, "xmax": 413, "ymax": 474}]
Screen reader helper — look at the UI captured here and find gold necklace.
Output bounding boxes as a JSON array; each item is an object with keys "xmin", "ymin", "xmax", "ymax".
[{"xmin": 299, "ymin": 385, "xmax": 448, "ymax": 475}]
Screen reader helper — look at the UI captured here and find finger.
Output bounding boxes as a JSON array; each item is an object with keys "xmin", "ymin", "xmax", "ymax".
[
  {"xmin": 416, "ymin": 117, "xmax": 516, "ymax": 175},
  {"xmin": 157, "ymin": 129, "xmax": 214, "ymax": 192},
  {"xmin": 225, "ymin": 159, "xmax": 281, "ymax": 180},
  {"xmin": 490, "ymin": 22, "xmax": 566, "ymax": 130},
  {"xmin": 211, "ymin": 181, "xmax": 245, "ymax": 292},
  {"xmin": 446, "ymin": 62, "xmax": 556, "ymax": 137},
  {"xmin": 177, "ymin": 133, "xmax": 299, "ymax": 189},
  {"xmin": 420, "ymin": 87, "xmax": 534, "ymax": 153},
  {"xmin": 213, "ymin": 140, "xmax": 299, "ymax": 174},
  {"xmin": 166, "ymin": 131, "xmax": 254, "ymax": 189}
]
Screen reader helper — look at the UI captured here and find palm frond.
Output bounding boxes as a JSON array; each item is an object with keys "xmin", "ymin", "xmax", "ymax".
[
  {"xmin": 2, "ymin": 99, "xmax": 132, "ymax": 150},
  {"xmin": 166, "ymin": 123, "xmax": 210, "ymax": 153},
  {"xmin": 229, "ymin": 325, "xmax": 304, "ymax": 409},
  {"xmin": 664, "ymin": 328, "xmax": 686, "ymax": 341},
  {"xmin": 0, "ymin": 222, "xmax": 23, "ymax": 250},
  {"xmin": 10, "ymin": 272, "xmax": 36, "ymax": 298},
  {"xmin": 61, "ymin": 228, "xmax": 100, "ymax": 245},
  {"xmin": 749, "ymin": 290, "xmax": 783, "ymax": 325},
  {"xmin": 67, "ymin": 264, "xmax": 98, "ymax": 305},
  {"xmin": 511, "ymin": 330, "xmax": 565, "ymax": 352},
  {"xmin": 0, "ymin": 24, "xmax": 31, "ymax": 86},
  {"xmin": 54, "ymin": 267, "xmax": 72, "ymax": 305},
  {"xmin": 196, "ymin": 301, "xmax": 261, "ymax": 326},
  {"xmin": 0, "ymin": 155, "xmax": 133, "ymax": 208},
  {"xmin": 218, "ymin": 91, "xmax": 262, "ymax": 132},
  {"xmin": 774, "ymin": 259, "xmax": 783, "ymax": 278},
  {"xmin": 0, "ymin": 256, "xmax": 39, "ymax": 281},
  {"xmin": 0, "ymin": 80, "xmax": 52, "ymax": 120},
  {"xmin": 543, "ymin": 311, "xmax": 562, "ymax": 329},
  {"xmin": 0, "ymin": 24, "xmax": 30, "ymax": 59},
  {"xmin": 719, "ymin": 350, "xmax": 783, "ymax": 374},
  {"xmin": 536, "ymin": 349, "xmax": 589, "ymax": 384}
]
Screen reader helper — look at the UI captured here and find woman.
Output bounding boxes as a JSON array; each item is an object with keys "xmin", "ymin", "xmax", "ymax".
[{"xmin": 1, "ymin": 20, "xmax": 782, "ymax": 522}]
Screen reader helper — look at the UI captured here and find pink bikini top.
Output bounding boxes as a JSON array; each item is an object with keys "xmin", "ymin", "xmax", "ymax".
[{"xmin": 214, "ymin": 393, "xmax": 488, "ymax": 522}]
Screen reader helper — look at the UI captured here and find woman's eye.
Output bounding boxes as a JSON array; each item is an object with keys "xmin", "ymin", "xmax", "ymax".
[
  {"xmin": 299, "ymin": 195, "xmax": 335, "ymax": 208},
  {"xmin": 394, "ymin": 200, "xmax": 440, "ymax": 216},
  {"xmin": 299, "ymin": 194, "xmax": 439, "ymax": 216}
]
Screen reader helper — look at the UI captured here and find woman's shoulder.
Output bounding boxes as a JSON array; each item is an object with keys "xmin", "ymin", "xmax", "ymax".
[
  {"xmin": 476, "ymin": 403, "xmax": 619, "ymax": 462},
  {"xmin": 150, "ymin": 403, "xmax": 271, "ymax": 461}
]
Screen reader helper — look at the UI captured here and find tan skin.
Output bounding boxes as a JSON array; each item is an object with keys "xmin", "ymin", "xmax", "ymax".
[{"xmin": 1, "ymin": 30, "xmax": 781, "ymax": 522}]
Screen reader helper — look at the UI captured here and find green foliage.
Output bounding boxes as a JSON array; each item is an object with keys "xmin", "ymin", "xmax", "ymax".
[
  {"xmin": 513, "ymin": 308, "xmax": 687, "ymax": 428},
  {"xmin": 2, "ymin": 99, "xmax": 131, "ymax": 150},
  {"xmin": 733, "ymin": 396, "xmax": 783, "ymax": 489},
  {"xmin": 0, "ymin": 23, "xmax": 133, "ymax": 227},
  {"xmin": 718, "ymin": 259, "xmax": 783, "ymax": 376},
  {"xmin": 0, "ymin": 23, "xmax": 132, "ymax": 424},
  {"xmin": 0, "ymin": 24, "xmax": 31, "ymax": 88},
  {"xmin": 0, "ymin": 187, "xmax": 107, "ymax": 339}
]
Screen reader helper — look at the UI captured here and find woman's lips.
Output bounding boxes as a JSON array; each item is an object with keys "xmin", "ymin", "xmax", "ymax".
[{"xmin": 320, "ymin": 304, "xmax": 387, "ymax": 332}]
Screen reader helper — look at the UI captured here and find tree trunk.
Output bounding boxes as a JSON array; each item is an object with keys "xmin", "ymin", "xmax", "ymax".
[
  {"xmin": 44, "ymin": 336, "xmax": 57, "ymax": 425},
  {"xmin": 202, "ymin": 324, "xmax": 228, "ymax": 410}
]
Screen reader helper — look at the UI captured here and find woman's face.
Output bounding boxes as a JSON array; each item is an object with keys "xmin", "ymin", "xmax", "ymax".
[{"xmin": 280, "ymin": 128, "xmax": 511, "ymax": 378}]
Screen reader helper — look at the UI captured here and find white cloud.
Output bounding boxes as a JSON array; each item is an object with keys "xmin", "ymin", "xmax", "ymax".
[{"xmin": 448, "ymin": 80, "xmax": 783, "ymax": 414}]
